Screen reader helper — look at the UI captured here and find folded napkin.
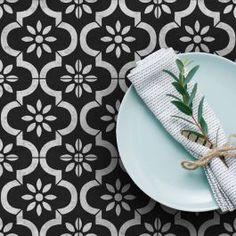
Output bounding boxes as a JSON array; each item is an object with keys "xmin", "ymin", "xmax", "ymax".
[{"xmin": 128, "ymin": 48, "xmax": 236, "ymax": 212}]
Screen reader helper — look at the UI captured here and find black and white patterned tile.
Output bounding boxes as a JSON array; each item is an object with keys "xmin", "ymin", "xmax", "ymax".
[{"xmin": 0, "ymin": 0, "xmax": 236, "ymax": 235}]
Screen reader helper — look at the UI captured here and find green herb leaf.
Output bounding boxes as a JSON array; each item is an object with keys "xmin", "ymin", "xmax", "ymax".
[
  {"xmin": 181, "ymin": 57, "xmax": 189, "ymax": 65},
  {"xmin": 185, "ymin": 65, "xmax": 200, "ymax": 83},
  {"xmin": 176, "ymin": 59, "xmax": 184, "ymax": 73},
  {"xmin": 183, "ymin": 92, "xmax": 190, "ymax": 105},
  {"xmin": 184, "ymin": 60, "xmax": 193, "ymax": 67},
  {"xmin": 200, "ymin": 117, "xmax": 208, "ymax": 136},
  {"xmin": 198, "ymin": 97, "xmax": 204, "ymax": 123},
  {"xmin": 181, "ymin": 129, "xmax": 205, "ymax": 139},
  {"xmin": 171, "ymin": 101, "xmax": 192, "ymax": 116},
  {"xmin": 181, "ymin": 57, "xmax": 193, "ymax": 67},
  {"xmin": 171, "ymin": 115, "xmax": 195, "ymax": 125},
  {"xmin": 172, "ymin": 82, "xmax": 185, "ymax": 95},
  {"xmin": 188, "ymin": 83, "xmax": 197, "ymax": 107},
  {"xmin": 163, "ymin": 69, "xmax": 179, "ymax": 82},
  {"xmin": 166, "ymin": 94, "xmax": 181, "ymax": 101},
  {"xmin": 198, "ymin": 96, "xmax": 208, "ymax": 135}
]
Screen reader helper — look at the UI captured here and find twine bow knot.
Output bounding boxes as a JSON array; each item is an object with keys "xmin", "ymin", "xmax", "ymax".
[{"xmin": 181, "ymin": 135, "xmax": 236, "ymax": 170}]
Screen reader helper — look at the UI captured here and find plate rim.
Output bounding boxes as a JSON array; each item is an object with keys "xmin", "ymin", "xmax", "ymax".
[{"xmin": 115, "ymin": 52, "xmax": 235, "ymax": 212}]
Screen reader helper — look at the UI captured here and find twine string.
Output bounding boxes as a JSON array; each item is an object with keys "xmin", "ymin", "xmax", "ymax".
[{"xmin": 181, "ymin": 134, "xmax": 236, "ymax": 170}]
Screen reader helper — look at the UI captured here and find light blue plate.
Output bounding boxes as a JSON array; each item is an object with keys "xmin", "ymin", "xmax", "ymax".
[{"xmin": 116, "ymin": 52, "xmax": 236, "ymax": 212}]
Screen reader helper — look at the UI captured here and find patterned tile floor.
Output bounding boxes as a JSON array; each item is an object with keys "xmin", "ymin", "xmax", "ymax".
[{"xmin": 0, "ymin": 0, "xmax": 236, "ymax": 235}]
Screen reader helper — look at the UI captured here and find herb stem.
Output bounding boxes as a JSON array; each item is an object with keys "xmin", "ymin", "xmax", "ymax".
[{"xmin": 164, "ymin": 58, "xmax": 228, "ymax": 167}]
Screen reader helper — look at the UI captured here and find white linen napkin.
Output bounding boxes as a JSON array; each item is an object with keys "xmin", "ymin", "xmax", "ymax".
[{"xmin": 127, "ymin": 48, "xmax": 236, "ymax": 212}]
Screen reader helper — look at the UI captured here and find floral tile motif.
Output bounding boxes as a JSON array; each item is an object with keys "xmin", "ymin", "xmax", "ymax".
[{"xmin": 0, "ymin": 0, "xmax": 236, "ymax": 235}]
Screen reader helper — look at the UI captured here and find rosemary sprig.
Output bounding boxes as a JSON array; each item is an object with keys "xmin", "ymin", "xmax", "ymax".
[{"xmin": 163, "ymin": 58, "xmax": 212, "ymax": 145}]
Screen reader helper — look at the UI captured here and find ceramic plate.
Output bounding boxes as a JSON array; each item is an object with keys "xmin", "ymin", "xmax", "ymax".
[{"xmin": 116, "ymin": 52, "xmax": 236, "ymax": 212}]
